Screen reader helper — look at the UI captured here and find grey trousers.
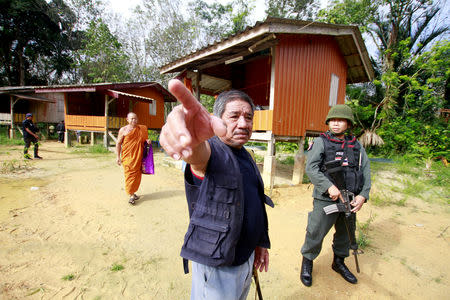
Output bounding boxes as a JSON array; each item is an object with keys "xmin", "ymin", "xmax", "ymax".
[{"xmin": 301, "ymin": 198, "xmax": 350, "ymax": 261}]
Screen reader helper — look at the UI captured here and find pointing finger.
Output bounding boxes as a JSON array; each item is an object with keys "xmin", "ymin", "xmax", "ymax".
[{"xmin": 168, "ymin": 79, "xmax": 201, "ymax": 112}]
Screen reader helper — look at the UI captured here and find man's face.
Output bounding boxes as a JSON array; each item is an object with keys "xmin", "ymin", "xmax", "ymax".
[
  {"xmin": 220, "ymin": 99, "xmax": 253, "ymax": 148},
  {"xmin": 127, "ymin": 113, "xmax": 138, "ymax": 126},
  {"xmin": 328, "ymin": 118, "xmax": 349, "ymax": 136}
]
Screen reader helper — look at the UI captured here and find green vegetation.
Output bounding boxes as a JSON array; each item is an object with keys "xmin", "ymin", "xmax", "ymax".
[
  {"xmin": 27, "ymin": 288, "xmax": 44, "ymax": 296},
  {"xmin": 246, "ymin": 142, "xmax": 267, "ymax": 150},
  {"xmin": 253, "ymin": 153, "xmax": 264, "ymax": 164},
  {"xmin": 357, "ymin": 213, "xmax": 375, "ymax": 249},
  {"xmin": 110, "ymin": 263, "xmax": 124, "ymax": 272},
  {"xmin": 275, "ymin": 142, "xmax": 298, "ymax": 154},
  {"xmin": 319, "ymin": 1, "xmax": 448, "ymax": 162},
  {"xmin": 0, "ymin": 135, "xmax": 23, "ymax": 146},
  {"xmin": 400, "ymin": 258, "xmax": 420, "ymax": 277},
  {"xmin": 62, "ymin": 274, "xmax": 75, "ymax": 281},
  {"xmin": 70, "ymin": 144, "xmax": 110, "ymax": 154},
  {"xmin": 370, "ymin": 158, "xmax": 449, "ymax": 207},
  {"xmin": 0, "ymin": 127, "xmax": 24, "ymax": 145},
  {"xmin": 278, "ymin": 156, "xmax": 295, "ymax": 165},
  {"xmin": 148, "ymin": 130, "xmax": 160, "ymax": 142},
  {"xmin": 1, "ymin": 159, "xmax": 31, "ymax": 174}
]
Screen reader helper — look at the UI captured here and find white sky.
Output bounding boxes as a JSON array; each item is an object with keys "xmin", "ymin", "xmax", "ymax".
[{"xmin": 107, "ymin": 0, "xmax": 329, "ymax": 21}]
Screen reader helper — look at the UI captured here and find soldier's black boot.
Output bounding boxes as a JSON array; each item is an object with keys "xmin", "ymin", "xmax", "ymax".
[
  {"xmin": 300, "ymin": 256, "xmax": 313, "ymax": 287},
  {"xmin": 34, "ymin": 143, "xmax": 42, "ymax": 159},
  {"xmin": 332, "ymin": 254, "xmax": 357, "ymax": 284}
]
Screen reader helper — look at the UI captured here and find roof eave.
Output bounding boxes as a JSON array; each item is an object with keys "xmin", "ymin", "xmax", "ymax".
[{"xmin": 160, "ymin": 18, "xmax": 374, "ymax": 83}]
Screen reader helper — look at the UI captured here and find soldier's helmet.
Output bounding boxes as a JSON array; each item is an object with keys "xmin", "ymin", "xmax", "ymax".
[{"xmin": 325, "ymin": 104, "xmax": 355, "ymax": 126}]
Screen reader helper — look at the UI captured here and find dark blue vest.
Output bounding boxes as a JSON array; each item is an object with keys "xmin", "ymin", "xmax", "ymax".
[{"xmin": 182, "ymin": 137, "xmax": 273, "ymax": 269}]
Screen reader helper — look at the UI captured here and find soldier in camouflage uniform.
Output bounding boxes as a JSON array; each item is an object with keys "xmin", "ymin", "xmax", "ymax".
[{"xmin": 300, "ymin": 104, "xmax": 371, "ymax": 286}]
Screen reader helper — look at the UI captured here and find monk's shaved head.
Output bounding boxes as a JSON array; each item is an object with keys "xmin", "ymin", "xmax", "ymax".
[{"xmin": 127, "ymin": 112, "xmax": 137, "ymax": 119}]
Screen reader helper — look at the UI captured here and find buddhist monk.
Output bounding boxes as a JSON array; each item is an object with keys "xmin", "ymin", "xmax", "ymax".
[{"xmin": 116, "ymin": 112, "xmax": 149, "ymax": 204}]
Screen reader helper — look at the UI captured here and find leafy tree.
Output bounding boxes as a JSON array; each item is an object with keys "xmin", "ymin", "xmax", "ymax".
[
  {"xmin": 319, "ymin": 0, "xmax": 448, "ymax": 159},
  {"xmin": 75, "ymin": 19, "xmax": 131, "ymax": 83},
  {"xmin": 0, "ymin": 0, "xmax": 81, "ymax": 86},
  {"xmin": 265, "ymin": 0, "xmax": 320, "ymax": 20},
  {"xmin": 354, "ymin": 41, "xmax": 449, "ymax": 159},
  {"xmin": 66, "ymin": 0, "xmax": 104, "ymax": 30},
  {"xmin": 189, "ymin": 0, "xmax": 255, "ymax": 45}
]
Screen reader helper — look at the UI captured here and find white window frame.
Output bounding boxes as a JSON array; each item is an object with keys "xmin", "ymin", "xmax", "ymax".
[
  {"xmin": 57, "ymin": 98, "xmax": 64, "ymax": 112},
  {"xmin": 149, "ymin": 100, "xmax": 156, "ymax": 116},
  {"xmin": 329, "ymin": 73, "xmax": 339, "ymax": 107}
]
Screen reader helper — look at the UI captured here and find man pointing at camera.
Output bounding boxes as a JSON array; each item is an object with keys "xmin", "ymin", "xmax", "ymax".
[{"xmin": 160, "ymin": 79, "xmax": 273, "ymax": 300}]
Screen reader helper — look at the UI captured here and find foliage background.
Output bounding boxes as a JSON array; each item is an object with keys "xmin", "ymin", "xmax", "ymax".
[{"xmin": 0, "ymin": 0, "xmax": 448, "ymax": 161}]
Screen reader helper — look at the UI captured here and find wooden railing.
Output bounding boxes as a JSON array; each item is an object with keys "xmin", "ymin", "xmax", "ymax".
[
  {"xmin": 253, "ymin": 110, "xmax": 273, "ymax": 131},
  {"xmin": 0, "ymin": 113, "xmax": 12, "ymax": 125},
  {"xmin": 65, "ymin": 115, "xmax": 127, "ymax": 131},
  {"xmin": 108, "ymin": 116, "xmax": 127, "ymax": 129},
  {"xmin": 0, "ymin": 113, "xmax": 28, "ymax": 124}
]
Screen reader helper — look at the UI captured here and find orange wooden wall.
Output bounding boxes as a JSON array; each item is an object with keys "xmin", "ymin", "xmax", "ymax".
[
  {"xmin": 272, "ymin": 34, "xmax": 347, "ymax": 136},
  {"xmin": 124, "ymin": 87, "xmax": 166, "ymax": 129},
  {"xmin": 242, "ymin": 56, "xmax": 271, "ymax": 106}
]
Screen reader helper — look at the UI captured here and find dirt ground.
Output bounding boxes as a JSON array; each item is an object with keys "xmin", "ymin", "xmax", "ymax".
[{"xmin": 0, "ymin": 141, "xmax": 449, "ymax": 299}]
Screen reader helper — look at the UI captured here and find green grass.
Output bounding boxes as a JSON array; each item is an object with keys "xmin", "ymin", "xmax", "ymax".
[
  {"xmin": 368, "ymin": 160, "xmax": 392, "ymax": 172},
  {"xmin": 110, "ymin": 263, "xmax": 124, "ymax": 272},
  {"xmin": 27, "ymin": 288, "xmax": 44, "ymax": 296},
  {"xmin": 1, "ymin": 158, "xmax": 31, "ymax": 173},
  {"xmin": 254, "ymin": 153, "xmax": 264, "ymax": 163},
  {"xmin": 70, "ymin": 144, "xmax": 110, "ymax": 154},
  {"xmin": 246, "ymin": 141, "xmax": 267, "ymax": 150},
  {"xmin": 394, "ymin": 197, "xmax": 407, "ymax": 206},
  {"xmin": 278, "ymin": 156, "xmax": 294, "ymax": 165},
  {"xmin": 370, "ymin": 158, "xmax": 449, "ymax": 207},
  {"xmin": 369, "ymin": 191, "xmax": 390, "ymax": 206},
  {"xmin": 62, "ymin": 274, "xmax": 75, "ymax": 281},
  {"xmin": 357, "ymin": 214, "xmax": 375, "ymax": 249},
  {"xmin": 0, "ymin": 133, "xmax": 24, "ymax": 145}
]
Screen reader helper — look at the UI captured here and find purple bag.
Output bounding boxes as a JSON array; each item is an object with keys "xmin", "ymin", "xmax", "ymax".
[{"xmin": 142, "ymin": 142, "xmax": 155, "ymax": 174}]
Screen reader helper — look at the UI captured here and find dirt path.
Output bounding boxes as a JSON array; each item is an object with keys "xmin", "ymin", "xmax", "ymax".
[{"xmin": 0, "ymin": 141, "xmax": 449, "ymax": 299}]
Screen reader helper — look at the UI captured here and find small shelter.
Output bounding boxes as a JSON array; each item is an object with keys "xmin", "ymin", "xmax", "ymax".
[
  {"xmin": 0, "ymin": 82, "xmax": 176, "ymax": 147},
  {"xmin": 160, "ymin": 17, "xmax": 374, "ymax": 186}
]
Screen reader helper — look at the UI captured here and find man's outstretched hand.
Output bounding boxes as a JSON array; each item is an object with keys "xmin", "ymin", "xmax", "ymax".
[{"xmin": 159, "ymin": 79, "xmax": 227, "ymax": 162}]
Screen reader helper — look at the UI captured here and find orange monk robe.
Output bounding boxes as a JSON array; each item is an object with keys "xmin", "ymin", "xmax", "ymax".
[{"xmin": 121, "ymin": 125, "xmax": 147, "ymax": 195}]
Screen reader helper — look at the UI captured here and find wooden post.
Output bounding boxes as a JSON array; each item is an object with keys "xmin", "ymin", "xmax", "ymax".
[
  {"xmin": 269, "ymin": 46, "xmax": 276, "ymax": 110},
  {"xmin": 64, "ymin": 130, "xmax": 69, "ymax": 147},
  {"xmin": 91, "ymin": 132, "xmax": 95, "ymax": 146},
  {"xmin": 9, "ymin": 95, "xmax": 14, "ymax": 139},
  {"xmin": 195, "ymin": 71, "xmax": 202, "ymax": 101},
  {"xmin": 292, "ymin": 137, "xmax": 306, "ymax": 185},
  {"xmin": 64, "ymin": 93, "xmax": 69, "ymax": 148},
  {"xmin": 261, "ymin": 47, "xmax": 278, "ymax": 193},
  {"xmin": 104, "ymin": 95, "xmax": 109, "ymax": 148},
  {"xmin": 262, "ymin": 135, "xmax": 276, "ymax": 193}
]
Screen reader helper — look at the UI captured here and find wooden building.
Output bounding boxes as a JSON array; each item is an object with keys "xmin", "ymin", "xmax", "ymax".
[
  {"xmin": 160, "ymin": 17, "xmax": 374, "ymax": 186},
  {"xmin": 0, "ymin": 82, "xmax": 176, "ymax": 147}
]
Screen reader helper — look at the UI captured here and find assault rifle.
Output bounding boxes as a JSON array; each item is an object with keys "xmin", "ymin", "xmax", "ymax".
[{"xmin": 323, "ymin": 160, "xmax": 362, "ymax": 273}]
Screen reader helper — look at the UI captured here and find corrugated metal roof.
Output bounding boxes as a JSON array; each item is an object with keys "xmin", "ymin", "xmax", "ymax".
[
  {"xmin": 105, "ymin": 89, "xmax": 157, "ymax": 103},
  {"xmin": 160, "ymin": 17, "xmax": 374, "ymax": 84},
  {"xmin": 11, "ymin": 93, "xmax": 56, "ymax": 103},
  {"xmin": 0, "ymin": 82, "xmax": 177, "ymax": 102}
]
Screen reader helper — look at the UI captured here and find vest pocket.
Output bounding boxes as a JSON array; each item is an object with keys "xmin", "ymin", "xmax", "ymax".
[
  {"xmin": 212, "ymin": 186, "xmax": 236, "ymax": 204},
  {"xmin": 184, "ymin": 219, "xmax": 229, "ymax": 258}
]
